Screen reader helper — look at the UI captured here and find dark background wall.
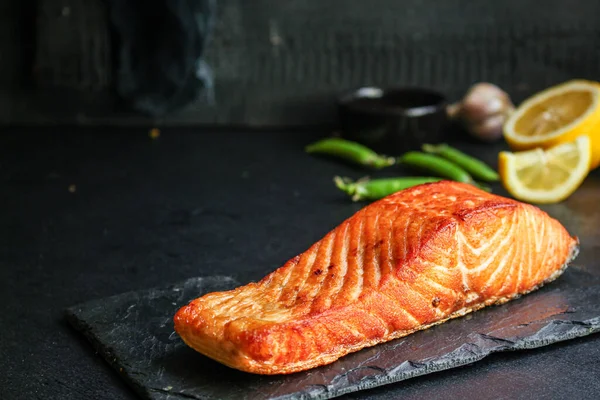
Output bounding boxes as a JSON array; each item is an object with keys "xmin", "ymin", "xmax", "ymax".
[
  {"xmin": 1, "ymin": 0, "xmax": 600, "ymax": 127},
  {"xmin": 0, "ymin": 0, "xmax": 19, "ymax": 125}
]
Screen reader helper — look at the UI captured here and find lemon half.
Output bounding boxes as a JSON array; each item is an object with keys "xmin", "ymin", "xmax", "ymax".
[
  {"xmin": 498, "ymin": 135, "xmax": 591, "ymax": 204},
  {"xmin": 503, "ymin": 80, "xmax": 600, "ymax": 169}
]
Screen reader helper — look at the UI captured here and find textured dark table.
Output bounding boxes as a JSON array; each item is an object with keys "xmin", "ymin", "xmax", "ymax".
[{"xmin": 1, "ymin": 127, "xmax": 600, "ymax": 400}]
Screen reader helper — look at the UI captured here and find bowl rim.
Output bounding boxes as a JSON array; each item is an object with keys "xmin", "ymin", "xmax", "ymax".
[{"xmin": 338, "ymin": 86, "xmax": 448, "ymax": 117}]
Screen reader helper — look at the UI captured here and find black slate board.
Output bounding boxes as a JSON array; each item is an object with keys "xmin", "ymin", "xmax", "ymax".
[{"xmin": 66, "ymin": 268, "xmax": 600, "ymax": 400}]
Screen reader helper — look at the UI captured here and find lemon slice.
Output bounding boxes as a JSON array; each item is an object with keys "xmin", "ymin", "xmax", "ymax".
[
  {"xmin": 498, "ymin": 135, "xmax": 591, "ymax": 204},
  {"xmin": 503, "ymin": 80, "xmax": 600, "ymax": 169}
]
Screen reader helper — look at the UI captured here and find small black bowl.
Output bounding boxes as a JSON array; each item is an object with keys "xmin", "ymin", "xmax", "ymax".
[{"xmin": 338, "ymin": 86, "xmax": 449, "ymax": 155}]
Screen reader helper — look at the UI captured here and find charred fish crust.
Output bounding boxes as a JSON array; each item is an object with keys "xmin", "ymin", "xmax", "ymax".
[
  {"xmin": 372, "ymin": 239, "xmax": 385, "ymax": 249},
  {"xmin": 174, "ymin": 181, "xmax": 578, "ymax": 375},
  {"xmin": 436, "ymin": 216, "xmax": 458, "ymax": 231},
  {"xmin": 289, "ymin": 255, "xmax": 301, "ymax": 265},
  {"xmin": 453, "ymin": 200, "xmax": 517, "ymax": 221}
]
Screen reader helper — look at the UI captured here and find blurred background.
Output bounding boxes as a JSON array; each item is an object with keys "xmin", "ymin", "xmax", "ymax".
[{"xmin": 1, "ymin": 0, "xmax": 599, "ymax": 128}]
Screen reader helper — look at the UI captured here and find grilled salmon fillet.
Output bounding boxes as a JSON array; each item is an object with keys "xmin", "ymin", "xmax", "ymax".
[{"xmin": 174, "ymin": 181, "xmax": 578, "ymax": 375}]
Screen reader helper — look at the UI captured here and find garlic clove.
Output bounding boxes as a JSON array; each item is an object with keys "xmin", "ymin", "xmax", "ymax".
[
  {"xmin": 467, "ymin": 113, "xmax": 510, "ymax": 142},
  {"xmin": 451, "ymin": 82, "xmax": 515, "ymax": 142},
  {"xmin": 462, "ymin": 93, "xmax": 506, "ymax": 121}
]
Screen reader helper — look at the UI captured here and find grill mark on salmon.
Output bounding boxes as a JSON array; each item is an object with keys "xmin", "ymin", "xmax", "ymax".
[
  {"xmin": 534, "ymin": 217, "xmax": 550, "ymax": 284},
  {"xmin": 464, "ymin": 216, "xmax": 513, "ymax": 274},
  {"xmin": 264, "ymin": 254, "xmax": 298, "ymax": 294},
  {"xmin": 305, "ymin": 231, "xmax": 336, "ymax": 305},
  {"xmin": 284, "ymin": 229, "xmax": 332, "ymax": 307},
  {"xmin": 174, "ymin": 181, "xmax": 579, "ymax": 375},
  {"xmin": 524, "ymin": 207, "xmax": 534, "ymax": 286},
  {"xmin": 380, "ymin": 205, "xmax": 397, "ymax": 280},
  {"xmin": 514, "ymin": 210, "xmax": 525, "ymax": 292},
  {"xmin": 310, "ymin": 223, "xmax": 347, "ymax": 313},
  {"xmin": 332, "ymin": 214, "xmax": 363, "ymax": 306},
  {"xmin": 363, "ymin": 211, "xmax": 381, "ymax": 289}
]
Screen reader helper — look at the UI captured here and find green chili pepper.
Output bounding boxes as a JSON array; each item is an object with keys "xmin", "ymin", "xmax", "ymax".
[
  {"xmin": 398, "ymin": 151, "xmax": 475, "ymax": 184},
  {"xmin": 422, "ymin": 143, "xmax": 500, "ymax": 182},
  {"xmin": 334, "ymin": 176, "xmax": 442, "ymax": 201},
  {"xmin": 305, "ymin": 138, "xmax": 395, "ymax": 169}
]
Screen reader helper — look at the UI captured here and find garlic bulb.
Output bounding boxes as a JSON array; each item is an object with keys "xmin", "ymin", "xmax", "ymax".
[{"xmin": 448, "ymin": 83, "xmax": 515, "ymax": 142}]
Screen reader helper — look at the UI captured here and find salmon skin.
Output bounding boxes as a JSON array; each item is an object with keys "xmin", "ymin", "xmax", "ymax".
[{"xmin": 174, "ymin": 181, "xmax": 578, "ymax": 375}]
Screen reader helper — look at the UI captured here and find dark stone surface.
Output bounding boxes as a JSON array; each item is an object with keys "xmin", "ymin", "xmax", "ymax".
[
  {"xmin": 1, "ymin": 128, "xmax": 600, "ymax": 399},
  {"xmin": 66, "ymin": 268, "xmax": 600, "ymax": 400}
]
